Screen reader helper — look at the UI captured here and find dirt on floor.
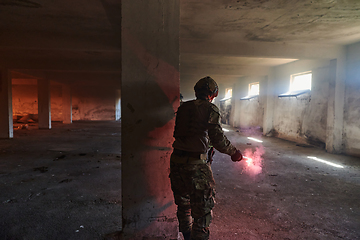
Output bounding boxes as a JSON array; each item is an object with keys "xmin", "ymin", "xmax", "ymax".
[
  {"xmin": 210, "ymin": 126, "xmax": 360, "ymax": 240},
  {"xmin": 0, "ymin": 121, "xmax": 359, "ymax": 240},
  {"xmin": 0, "ymin": 121, "xmax": 122, "ymax": 240}
]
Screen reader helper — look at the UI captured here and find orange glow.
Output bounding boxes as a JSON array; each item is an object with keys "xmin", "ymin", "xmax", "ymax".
[
  {"xmin": 237, "ymin": 147, "xmax": 265, "ymax": 177},
  {"xmin": 243, "ymin": 156, "xmax": 253, "ymax": 167}
]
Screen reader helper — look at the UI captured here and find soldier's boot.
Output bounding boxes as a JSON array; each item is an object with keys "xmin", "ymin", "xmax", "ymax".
[{"xmin": 182, "ymin": 231, "xmax": 191, "ymax": 240}]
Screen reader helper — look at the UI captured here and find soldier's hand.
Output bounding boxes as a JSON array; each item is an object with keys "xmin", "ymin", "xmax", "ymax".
[{"xmin": 231, "ymin": 150, "xmax": 243, "ymax": 162}]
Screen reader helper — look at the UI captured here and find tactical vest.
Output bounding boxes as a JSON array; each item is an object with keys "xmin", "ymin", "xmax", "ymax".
[{"xmin": 173, "ymin": 99, "xmax": 220, "ymax": 153}]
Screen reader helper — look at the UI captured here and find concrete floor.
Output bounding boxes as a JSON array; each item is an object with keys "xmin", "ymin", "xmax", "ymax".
[
  {"xmin": 0, "ymin": 121, "xmax": 122, "ymax": 240},
  {"xmin": 0, "ymin": 121, "xmax": 359, "ymax": 240}
]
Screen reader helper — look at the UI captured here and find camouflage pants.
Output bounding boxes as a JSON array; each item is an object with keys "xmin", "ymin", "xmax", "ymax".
[{"xmin": 169, "ymin": 154, "xmax": 215, "ymax": 240}]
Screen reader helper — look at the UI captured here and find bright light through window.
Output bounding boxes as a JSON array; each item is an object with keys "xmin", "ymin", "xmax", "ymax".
[
  {"xmin": 307, "ymin": 156, "xmax": 344, "ymax": 168},
  {"xmin": 290, "ymin": 72, "xmax": 312, "ymax": 92},
  {"xmin": 249, "ymin": 82, "xmax": 259, "ymax": 96},
  {"xmin": 247, "ymin": 137, "xmax": 263, "ymax": 143},
  {"xmin": 225, "ymin": 88, "xmax": 232, "ymax": 99}
]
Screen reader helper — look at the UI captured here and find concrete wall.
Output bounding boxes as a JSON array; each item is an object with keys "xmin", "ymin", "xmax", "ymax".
[
  {"xmin": 344, "ymin": 42, "xmax": 360, "ymax": 156},
  {"xmin": 232, "ymin": 76, "xmax": 265, "ymax": 129},
  {"xmin": 12, "ymin": 83, "xmax": 116, "ymax": 122},
  {"xmin": 272, "ymin": 60, "xmax": 330, "ymax": 146},
  {"xmin": 12, "ymin": 84, "xmax": 62, "ymax": 121},
  {"xmin": 72, "ymin": 85, "xmax": 116, "ymax": 121}
]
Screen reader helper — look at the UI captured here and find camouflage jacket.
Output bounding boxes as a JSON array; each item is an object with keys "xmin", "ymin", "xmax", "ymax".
[{"xmin": 172, "ymin": 99, "xmax": 237, "ymax": 156}]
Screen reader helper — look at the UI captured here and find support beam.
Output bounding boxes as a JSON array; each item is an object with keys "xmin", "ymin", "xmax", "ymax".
[
  {"xmin": 38, "ymin": 79, "xmax": 51, "ymax": 129},
  {"xmin": 263, "ymin": 68, "xmax": 276, "ymax": 136},
  {"xmin": 0, "ymin": 69, "xmax": 13, "ymax": 138},
  {"xmin": 326, "ymin": 52, "xmax": 346, "ymax": 153},
  {"xmin": 181, "ymin": 39, "xmax": 344, "ymax": 60},
  {"xmin": 0, "ymin": 49, "xmax": 120, "ymax": 72},
  {"xmin": 115, "ymin": 89, "xmax": 121, "ymax": 121},
  {"xmin": 121, "ymin": 1, "xmax": 179, "ymax": 239},
  {"xmin": 181, "ymin": 64, "xmax": 270, "ymax": 77},
  {"xmin": 62, "ymin": 84, "xmax": 72, "ymax": 124}
]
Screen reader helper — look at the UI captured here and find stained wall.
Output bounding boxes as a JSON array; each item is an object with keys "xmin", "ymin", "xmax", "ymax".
[
  {"xmin": 272, "ymin": 60, "xmax": 330, "ymax": 146},
  {"xmin": 344, "ymin": 42, "xmax": 360, "ymax": 156},
  {"xmin": 12, "ymin": 81, "xmax": 117, "ymax": 122}
]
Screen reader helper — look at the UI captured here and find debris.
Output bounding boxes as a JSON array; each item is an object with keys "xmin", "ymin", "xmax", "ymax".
[
  {"xmin": 17, "ymin": 114, "xmax": 38, "ymax": 123},
  {"xmin": 3, "ymin": 199, "xmax": 17, "ymax": 204},
  {"xmin": 246, "ymin": 143, "xmax": 252, "ymax": 145},
  {"xmin": 54, "ymin": 155, "xmax": 66, "ymax": 161},
  {"xmin": 59, "ymin": 179, "xmax": 72, "ymax": 183},
  {"xmin": 269, "ymin": 174, "xmax": 278, "ymax": 177},
  {"xmin": 33, "ymin": 166, "xmax": 48, "ymax": 173}
]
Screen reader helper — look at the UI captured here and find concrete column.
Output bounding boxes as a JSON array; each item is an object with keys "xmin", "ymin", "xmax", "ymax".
[
  {"xmin": 263, "ymin": 68, "xmax": 276, "ymax": 136},
  {"xmin": 115, "ymin": 89, "xmax": 121, "ymax": 121},
  {"xmin": 326, "ymin": 52, "xmax": 346, "ymax": 153},
  {"xmin": 0, "ymin": 69, "xmax": 13, "ymax": 138},
  {"xmin": 121, "ymin": 1, "xmax": 180, "ymax": 239},
  {"xmin": 214, "ymin": 83, "xmax": 225, "ymax": 108},
  {"xmin": 37, "ymin": 79, "xmax": 51, "ymax": 129},
  {"xmin": 62, "ymin": 84, "xmax": 72, "ymax": 124}
]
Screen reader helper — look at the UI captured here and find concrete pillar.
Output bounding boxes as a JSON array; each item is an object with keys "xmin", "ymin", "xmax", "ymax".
[
  {"xmin": 326, "ymin": 52, "xmax": 346, "ymax": 153},
  {"xmin": 0, "ymin": 68, "xmax": 13, "ymax": 138},
  {"xmin": 115, "ymin": 89, "xmax": 121, "ymax": 121},
  {"xmin": 121, "ymin": 1, "xmax": 180, "ymax": 239},
  {"xmin": 37, "ymin": 79, "xmax": 51, "ymax": 129},
  {"xmin": 263, "ymin": 68, "xmax": 276, "ymax": 136},
  {"xmin": 62, "ymin": 84, "xmax": 72, "ymax": 124},
  {"xmin": 214, "ymin": 83, "xmax": 225, "ymax": 108}
]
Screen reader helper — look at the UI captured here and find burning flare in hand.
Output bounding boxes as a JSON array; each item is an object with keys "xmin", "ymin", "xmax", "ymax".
[
  {"xmin": 243, "ymin": 156, "xmax": 253, "ymax": 166},
  {"xmin": 240, "ymin": 147, "xmax": 264, "ymax": 176}
]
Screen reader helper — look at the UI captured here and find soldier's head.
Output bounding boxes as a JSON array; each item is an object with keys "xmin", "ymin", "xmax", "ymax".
[{"xmin": 194, "ymin": 76, "xmax": 219, "ymax": 101}]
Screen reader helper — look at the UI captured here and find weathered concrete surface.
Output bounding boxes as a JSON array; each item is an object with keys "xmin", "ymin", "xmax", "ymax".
[
  {"xmin": 121, "ymin": 0, "xmax": 180, "ymax": 238},
  {"xmin": 12, "ymin": 84, "xmax": 117, "ymax": 122},
  {"xmin": 344, "ymin": 42, "xmax": 360, "ymax": 157},
  {"xmin": 272, "ymin": 60, "xmax": 330, "ymax": 147},
  {"xmin": 0, "ymin": 121, "xmax": 121, "ymax": 239},
  {"xmin": 72, "ymin": 85, "xmax": 116, "ymax": 121},
  {"xmin": 232, "ymin": 76, "xmax": 266, "ymax": 129},
  {"xmin": 1, "ymin": 122, "xmax": 359, "ymax": 239},
  {"xmin": 37, "ymin": 79, "xmax": 51, "ymax": 129},
  {"xmin": 210, "ymin": 126, "xmax": 360, "ymax": 240},
  {"xmin": 0, "ymin": 69, "xmax": 13, "ymax": 138}
]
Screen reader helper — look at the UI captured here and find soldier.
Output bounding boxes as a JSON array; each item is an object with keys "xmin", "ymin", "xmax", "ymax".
[{"xmin": 169, "ymin": 76, "xmax": 243, "ymax": 240}]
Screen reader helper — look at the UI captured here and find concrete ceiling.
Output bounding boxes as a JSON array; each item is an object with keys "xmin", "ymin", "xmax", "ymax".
[
  {"xmin": 0, "ymin": 0, "xmax": 121, "ymax": 86},
  {"xmin": 1, "ymin": 0, "xmax": 360, "ymax": 88},
  {"xmin": 180, "ymin": 0, "xmax": 360, "ymax": 87},
  {"xmin": 181, "ymin": 0, "xmax": 360, "ymax": 44}
]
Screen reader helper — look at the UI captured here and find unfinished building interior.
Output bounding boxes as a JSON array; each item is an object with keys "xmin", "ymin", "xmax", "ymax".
[{"xmin": 0, "ymin": 0, "xmax": 359, "ymax": 239}]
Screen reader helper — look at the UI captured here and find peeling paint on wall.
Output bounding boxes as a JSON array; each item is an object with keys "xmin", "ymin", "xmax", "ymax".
[{"xmin": 12, "ymin": 84, "xmax": 116, "ymax": 122}]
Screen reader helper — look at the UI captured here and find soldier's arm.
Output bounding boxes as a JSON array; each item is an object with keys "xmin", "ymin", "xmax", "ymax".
[
  {"xmin": 207, "ymin": 105, "xmax": 237, "ymax": 156},
  {"xmin": 208, "ymin": 124, "xmax": 237, "ymax": 156}
]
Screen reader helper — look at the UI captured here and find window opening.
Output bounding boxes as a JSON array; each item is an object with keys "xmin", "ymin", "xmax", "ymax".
[
  {"xmin": 220, "ymin": 88, "xmax": 232, "ymax": 101},
  {"xmin": 249, "ymin": 82, "xmax": 259, "ymax": 96},
  {"xmin": 240, "ymin": 82, "xmax": 259, "ymax": 100},
  {"xmin": 279, "ymin": 71, "xmax": 312, "ymax": 97}
]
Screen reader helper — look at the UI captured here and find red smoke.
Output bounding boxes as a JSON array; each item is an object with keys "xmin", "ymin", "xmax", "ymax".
[{"xmin": 240, "ymin": 146, "xmax": 264, "ymax": 176}]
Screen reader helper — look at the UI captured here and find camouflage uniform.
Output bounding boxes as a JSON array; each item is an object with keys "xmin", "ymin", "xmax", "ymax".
[{"xmin": 170, "ymin": 99, "xmax": 237, "ymax": 240}]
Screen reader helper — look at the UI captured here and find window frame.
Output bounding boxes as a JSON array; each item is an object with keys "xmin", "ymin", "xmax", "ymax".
[
  {"xmin": 240, "ymin": 82, "xmax": 259, "ymax": 100},
  {"xmin": 279, "ymin": 71, "xmax": 312, "ymax": 98}
]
